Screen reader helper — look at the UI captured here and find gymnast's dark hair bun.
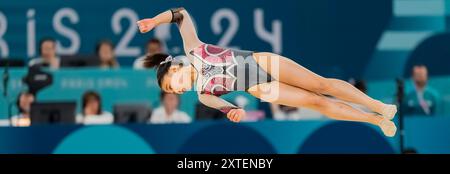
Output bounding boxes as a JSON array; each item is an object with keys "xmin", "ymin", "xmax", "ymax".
[
  {"xmin": 144, "ymin": 53, "xmax": 174, "ymax": 88},
  {"xmin": 143, "ymin": 53, "xmax": 171, "ymax": 68}
]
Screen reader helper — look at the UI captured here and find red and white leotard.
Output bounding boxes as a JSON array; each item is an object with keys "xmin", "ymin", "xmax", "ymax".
[{"xmin": 189, "ymin": 44, "xmax": 272, "ymax": 97}]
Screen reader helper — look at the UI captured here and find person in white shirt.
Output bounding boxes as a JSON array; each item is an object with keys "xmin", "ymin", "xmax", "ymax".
[
  {"xmin": 29, "ymin": 37, "xmax": 60, "ymax": 69},
  {"xmin": 76, "ymin": 91, "xmax": 113, "ymax": 125},
  {"xmin": 347, "ymin": 79, "xmax": 372, "ymax": 113},
  {"xmin": 133, "ymin": 38, "xmax": 164, "ymax": 69},
  {"xmin": 10, "ymin": 91, "xmax": 35, "ymax": 127},
  {"xmin": 271, "ymin": 104, "xmax": 323, "ymax": 121},
  {"xmin": 271, "ymin": 80, "xmax": 371, "ymax": 121},
  {"xmin": 149, "ymin": 92, "xmax": 191, "ymax": 124},
  {"xmin": 96, "ymin": 40, "xmax": 120, "ymax": 69}
]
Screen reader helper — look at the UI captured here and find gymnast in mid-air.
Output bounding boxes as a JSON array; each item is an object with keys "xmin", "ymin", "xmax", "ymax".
[{"xmin": 137, "ymin": 7, "xmax": 398, "ymax": 137}]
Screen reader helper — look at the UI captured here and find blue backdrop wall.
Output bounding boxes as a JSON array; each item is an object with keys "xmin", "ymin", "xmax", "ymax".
[
  {"xmin": 0, "ymin": 0, "xmax": 414, "ymax": 78},
  {"xmin": 2, "ymin": 0, "xmax": 449, "ymax": 79}
]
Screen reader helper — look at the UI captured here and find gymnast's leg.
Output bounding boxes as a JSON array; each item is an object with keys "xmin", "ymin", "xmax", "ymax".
[
  {"xmin": 247, "ymin": 81, "xmax": 397, "ymax": 137},
  {"xmin": 252, "ymin": 52, "xmax": 397, "ymax": 119}
]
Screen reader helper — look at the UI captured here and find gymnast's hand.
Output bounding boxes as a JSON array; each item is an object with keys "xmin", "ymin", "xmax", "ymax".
[
  {"xmin": 137, "ymin": 18, "xmax": 157, "ymax": 33},
  {"xmin": 227, "ymin": 109, "xmax": 246, "ymax": 123}
]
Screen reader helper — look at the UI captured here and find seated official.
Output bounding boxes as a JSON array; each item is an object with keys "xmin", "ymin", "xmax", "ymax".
[
  {"xmin": 96, "ymin": 39, "xmax": 120, "ymax": 69},
  {"xmin": 404, "ymin": 65, "xmax": 440, "ymax": 116},
  {"xmin": 76, "ymin": 91, "xmax": 113, "ymax": 125},
  {"xmin": 347, "ymin": 79, "xmax": 372, "ymax": 113},
  {"xmin": 133, "ymin": 38, "xmax": 164, "ymax": 69},
  {"xmin": 149, "ymin": 92, "xmax": 191, "ymax": 124},
  {"xmin": 271, "ymin": 104, "xmax": 323, "ymax": 121},
  {"xmin": 11, "ymin": 91, "xmax": 35, "ymax": 127},
  {"xmin": 29, "ymin": 37, "xmax": 60, "ymax": 69}
]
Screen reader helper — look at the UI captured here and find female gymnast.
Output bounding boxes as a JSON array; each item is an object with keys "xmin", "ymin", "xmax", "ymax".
[{"xmin": 137, "ymin": 7, "xmax": 398, "ymax": 137}]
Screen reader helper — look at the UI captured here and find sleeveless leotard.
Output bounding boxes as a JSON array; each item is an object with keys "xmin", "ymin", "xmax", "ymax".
[{"xmin": 189, "ymin": 44, "xmax": 273, "ymax": 97}]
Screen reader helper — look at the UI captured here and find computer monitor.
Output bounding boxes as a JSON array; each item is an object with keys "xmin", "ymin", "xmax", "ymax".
[
  {"xmin": 195, "ymin": 103, "xmax": 225, "ymax": 120},
  {"xmin": 113, "ymin": 103, "xmax": 151, "ymax": 124},
  {"xmin": 0, "ymin": 58, "xmax": 25, "ymax": 67},
  {"xmin": 30, "ymin": 102, "xmax": 76, "ymax": 125},
  {"xmin": 60, "ymin": 55, "xmax": 100, "ymax": 67}
]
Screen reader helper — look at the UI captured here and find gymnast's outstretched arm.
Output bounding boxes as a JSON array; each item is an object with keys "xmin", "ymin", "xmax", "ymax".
[
  {"xmin": 198, "ymin": 93, "xmax": 245, "ymax": 122},
  {"xmin": 137, "ymin": 7, "xmax": 203, "ymax": 53}
]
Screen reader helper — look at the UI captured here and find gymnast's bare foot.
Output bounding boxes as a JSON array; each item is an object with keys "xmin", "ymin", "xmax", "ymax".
[
  {"xmin": 379, "ymin": 104, "xmax": 397, "ymax": 120},
  {"xmin": 378, "ymin": 119, "xmax": 397, "ymax": 137}
]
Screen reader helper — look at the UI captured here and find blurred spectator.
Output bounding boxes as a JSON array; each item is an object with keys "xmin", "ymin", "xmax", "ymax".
[
  {"xmin": 347, "ymin": 79, "xmax": 371, "ymax": 113},
  {"xmin": 195, "ymin": 103, "xmax": 224, "ymax": 120},
  {"xmin": 76, "ymin": 91, "xmax": 113, "ymax": 125},
  {"xmin": 353, "ymin": 79, "xmax": 367, "ymax": 94},
  {"xmin": 271, "ymin": 104, "xmax": 323, "ymax": 121},
  {"xmin": 29, "ymin": 37, "xmax": 60, "ymax": 69},
  {"xmin": 404, "ymin": 65, "xmax": 439, "ymax": 116},
  {"xmin": 272, "ymin": 104, "xmax": 300, "ymax": 121},
  {"xmin": 96, "ymin": 40, "xmax": 120, "ymax": 69},
  {"xmin": 234, "ymin": 95, "xmax": 265, "ymax": 121},
  {"xmin": 133, "ymin": 38, "xmax": 163, "ymax": 69},
  {"xmin": 11, "ymin": 91, "xmax": 35, "ymax": 127},
  {"xmin": 149, "ymin": 92, "xmax": 191, "ymax": 124}
]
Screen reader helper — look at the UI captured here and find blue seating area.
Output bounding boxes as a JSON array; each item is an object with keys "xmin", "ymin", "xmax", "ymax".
[{"xmin": 1, "ymin": 68, "xmax": 449, "ymax": 122}]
